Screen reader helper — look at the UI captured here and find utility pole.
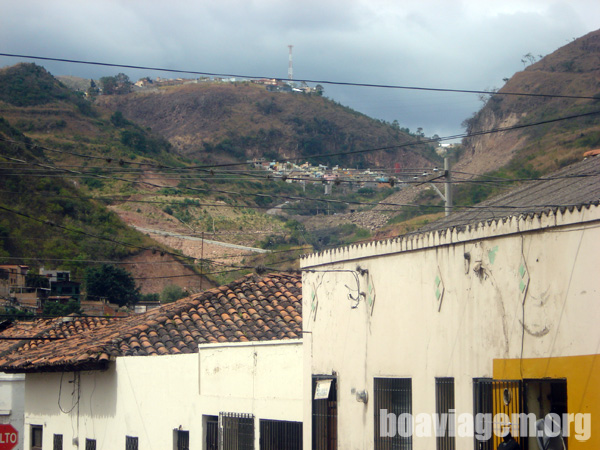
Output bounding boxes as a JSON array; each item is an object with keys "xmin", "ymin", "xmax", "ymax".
[
  {"xmin": 427, "ymin": 154, "xmax": 453, "ymax": 216},
  {"xmin": 444, "ymin": 155, "xmax": 453, "ymax": 216}
]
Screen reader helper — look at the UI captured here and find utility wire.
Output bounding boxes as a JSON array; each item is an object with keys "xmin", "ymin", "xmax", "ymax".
[
  {"xmin": 2, "ymin": 107, "xmax": 599, "ymax": 171},
  {"xmin": 1, "ymin": 52, "xmax": 599, "ymax": 100},
  {"xmin": 4, "ymin": 154, "xmax": 599, "ymax": 215}
]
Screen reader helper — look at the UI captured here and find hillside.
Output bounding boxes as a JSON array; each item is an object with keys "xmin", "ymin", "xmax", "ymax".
[
  {"xmin": 95, "ymin": 82, "xmax": 440, "ymax": 168},
  {"xmin": 0, "ymin": 64, "xmax": 213, "ymax": 294},
  {"xmin": 459, "ymin": 28, "xmax": 600, "ymax": 175}
]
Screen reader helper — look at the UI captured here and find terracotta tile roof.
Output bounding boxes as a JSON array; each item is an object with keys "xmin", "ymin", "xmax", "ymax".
[
  {"xmin": 0, "ymin": 316, "xmax": 114, "ymax": 355},
  {"xmin": 0, "ymin": 273, "xmax": 302, "ymax": 373}
]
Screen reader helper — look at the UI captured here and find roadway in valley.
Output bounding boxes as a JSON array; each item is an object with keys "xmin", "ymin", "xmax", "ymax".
[{"xmin": 133, "ymin": 226, "xmax": 269, "ymax": 253}]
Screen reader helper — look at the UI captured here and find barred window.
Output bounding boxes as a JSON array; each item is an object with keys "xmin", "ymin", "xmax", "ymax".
[
  {"xmin": 374, "ymin": 377, "xmax": 412, "ymax": 450},
  {"xmin": 259, "ymin": 419, "xmax": 302, "ymax": 450},
  {"xmin": 125, "ymin": 436, "xmax": 138, "ymax": 450},
  {"xmin": 220, "ymin": 412, "xmax": 254, "ymax": 450},
  {"xmin": 53, "ymin": 434, "xmax": 63, "ymax": 450},
  {"xmin": 435, "ymin": 377, "xmax": 455, "ymax": 450}
]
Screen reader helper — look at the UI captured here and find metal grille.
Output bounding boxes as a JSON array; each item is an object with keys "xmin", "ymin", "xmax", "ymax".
[
  {"xmin": 312, "ymin": 376, "xmax": 337, "ymax": 450},
  {"xmin": 219, "ymin": 412, "xmax": 254, "ymax": 450},
  {"xmin": 53, "ymin": 434, "xmax": 63, "ymax": 450},
  {"xmin": 473, "ymin": 378, "xmax": 493, "ymax": 450},
  {"xmin": 491, "ymin": 380, "xmax": 522, "ymax": 450},
  {"xmin": 259, "ymin": 419, "xmax": 302, "ymax": 450},
  {"xmin": 125, "ymin": 435, "xmax": 138, "ymax": 450},
  {"xmin": 374, "ymin": 377, "xmax": 412, "ymax": 450},
  {"xmin": 435, "ymin": 377, "xmax": 455, "ymax": 450},
  {"xmin": 85, "ymin": 438, "xmax": 96, "ymax": 450},
  {"xmin": 206, "ymin": 415, "xmax": 218, "ymax": 450},
  {"xmin": 176, "ymin": 430, "xmax": 189, "ymax": 450}
]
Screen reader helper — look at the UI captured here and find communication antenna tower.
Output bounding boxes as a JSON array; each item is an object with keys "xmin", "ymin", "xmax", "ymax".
[{"xmin": 288, "ymin": 45, "xmax": 293, "ymax": 81}]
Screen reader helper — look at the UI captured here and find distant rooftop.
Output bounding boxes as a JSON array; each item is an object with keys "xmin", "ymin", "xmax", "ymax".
[{"xmin": 419, "ymin": 154, "xmax": 600, "ymax": 233}]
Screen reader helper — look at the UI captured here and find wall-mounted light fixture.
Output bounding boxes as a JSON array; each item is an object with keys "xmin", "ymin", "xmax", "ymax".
[{"xmin": 355, "ymin": 389, "xmax": 368, "ymax": 404}]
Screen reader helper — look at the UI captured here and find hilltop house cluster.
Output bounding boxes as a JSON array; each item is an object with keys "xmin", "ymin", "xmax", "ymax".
[
  {"xmin": 249, "ymin": 158, "xmax": 434, "ymax": 191},
  {"xmin": 133, "ymin": 75, "xmax": 319, "ymax": 94}
]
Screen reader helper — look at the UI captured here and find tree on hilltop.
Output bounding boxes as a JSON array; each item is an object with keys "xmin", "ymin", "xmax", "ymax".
[{"xmin": 100, "ymin": 73, "xmax": 133, "ymax": 95}]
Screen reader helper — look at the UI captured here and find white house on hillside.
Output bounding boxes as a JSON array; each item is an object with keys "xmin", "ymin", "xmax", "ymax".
[{"xmin": 301, "ymin": 155, "xmax": 600, "ymax": 450}]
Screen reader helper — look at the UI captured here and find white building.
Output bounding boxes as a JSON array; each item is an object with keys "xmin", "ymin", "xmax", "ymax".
[
  {"xmin": 300, "ymin": 156, "xmax": 600, "ymax": 450},
  {"xmin": 0, "ymin": 273, "xmax": 303, "ymax": 450},
  {"xmin": 0, "ymin": 373, "xmax": 25, "ymax": 450}
]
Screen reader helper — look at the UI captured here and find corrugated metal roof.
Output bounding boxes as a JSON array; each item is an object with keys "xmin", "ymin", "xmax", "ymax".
[{"xmin": 419, "ymin": 155, "xmax": 600, "ymax": 233}]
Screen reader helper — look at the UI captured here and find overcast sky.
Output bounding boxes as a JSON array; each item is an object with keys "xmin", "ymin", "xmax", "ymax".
[{"xmin": 1, "ymin": 0, "xmax": 599, "ymax": 140}]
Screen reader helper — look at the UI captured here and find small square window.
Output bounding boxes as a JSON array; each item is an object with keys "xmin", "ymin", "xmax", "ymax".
[
  {"xmin": 31, "ymin": 425, "xmax": 43, "ymax": 450},
  {"xmin": 85, "ymin": 438, "xmax": 97, "ymax": 450},
  {"xmin": 126, "ymin": 436, "xmax": 138, "ymax": 450},
  {"xmin": 175, "ymin": 430, "xmax": 189, "ymax": 450},
  {"xmin": 53, "ymin": 434, "xmax": 63, "ymax": 450}
]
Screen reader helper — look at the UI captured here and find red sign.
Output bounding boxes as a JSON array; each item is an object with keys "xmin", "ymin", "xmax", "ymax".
[{"xmin": 0, "ymin": 424, "xmax": 18, "ymax": 450}]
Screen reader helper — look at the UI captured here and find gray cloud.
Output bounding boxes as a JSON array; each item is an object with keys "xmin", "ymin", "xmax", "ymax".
[{"xmin": 1, "ymin": 0, "xmax": 598, "ymax": 139}]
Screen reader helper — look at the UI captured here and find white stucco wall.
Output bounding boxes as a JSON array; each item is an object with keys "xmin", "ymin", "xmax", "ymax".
[
  {"xmin": 22, "ymin": 340, "xmax": 303, "ymax": 450},
  {"xmin": 199, "ymin": 340, "xmax": 304, "ymax": 448},
  {"xmin": 301, "ymin": 206, "xmax": 600, "ymax": 450},
  {"xmin": 0, "ymin": 373, "xmax": 25, "ymax": 450},
  {"xmin": 24, "ymin": 354, "xmax": 198, "ymax": 450},
  {"xmin": 198, "ymin": 340, "xmax": 303, "ymax": 421}
]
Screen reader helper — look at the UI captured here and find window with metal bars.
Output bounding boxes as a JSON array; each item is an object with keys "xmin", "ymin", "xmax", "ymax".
[
  {"xmin": 53, "ymin": 434, "xmax": 63, "ymax": 450},
  {"xmin": 435, "ymin": 377, "xmax": 455, "ymax": 450},
  {"xmin": 374, "ymin": 377, "xmax": 412, "ymax": 450},
  {"xmin": 205, "ymin": 415, "xmax": 218, "ymax": 450},
  {"xmin": 125, "ymin": 436, "xmax": 138, "ymax": 450},
  {"xmin": 259, "ymin": 419, "xmax": 302, "ymax": 450},
  {"xmin": 219, "ymin": 412, "xmax": 254, "ymax": 450},
  {"xmin": 473, "ymin": 378, "xmax": 493, "ymax": 450},
  {"xmin": 175, "ymin": 429, "xmax": 189, "ymax": 450},
  {"xmin": 85, "ymin": 438, "xmax": 96, "ymax": 450},
  {"xmin": 31, "ymin": 425, "xmax": 43, "ymax": 450},
  {"xmin": 312, "ymin": 376, "xmax": 337, "ymax": 450}
]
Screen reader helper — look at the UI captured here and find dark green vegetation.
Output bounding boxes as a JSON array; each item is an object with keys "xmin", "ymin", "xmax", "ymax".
[
  {"xmin": 160, "ymin": 284, "xmax": 187, "ymax": 304},
  {"xmin": 279, "ymin": 186, "xmax": 395, "ymax": 216},
  {"xmin": 260, "ymin": 219, "xmax": 370, "ymax": 252},
  {"xmin": 85, "ymin": 264, "xmax": 140, "ymax": 307},
  {"xmin": 42, "ymin": 299, "xmax": 82, "ymax": 316},
  {"xmin": 0, "ymin": 118, "xmax": 158, "ymax": 281},
  {"xmin": 0, "ymin": 64, "xmax": 193, "ymax": 295}
]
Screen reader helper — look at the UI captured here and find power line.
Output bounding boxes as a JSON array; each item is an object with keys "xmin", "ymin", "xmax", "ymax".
[
  {"xmin": 3, "ymin": 107, "xmax": 599, "ymax": 172},
  {"xmin": 1, "ymin": 52, "xmax": 599, "ymax": 100},
  {"xmin": 3, "ymin": 153, "xmax": 599, "ymax": 216},
  {"xmin": 0, "ymin": 203, "xmax": 195, "ymax": 263}
]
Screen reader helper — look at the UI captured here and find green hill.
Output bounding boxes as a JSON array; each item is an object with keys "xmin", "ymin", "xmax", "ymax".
[
  {"xmin": 0, "ymin": 117, "xmax": 160, "ymax": 280},
  {"xmin": 0, "ymin": 65, "xmax": 209, "ymax": 288}
]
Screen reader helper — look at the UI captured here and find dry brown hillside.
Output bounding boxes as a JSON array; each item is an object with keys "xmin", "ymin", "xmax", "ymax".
[
  {"xmin": 458, "ymin": 29, "xmax": 600, "ymax": 175},
  {"xmin": 95, "ymin": 82, "xmax": 439, "ymax": 169}
]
